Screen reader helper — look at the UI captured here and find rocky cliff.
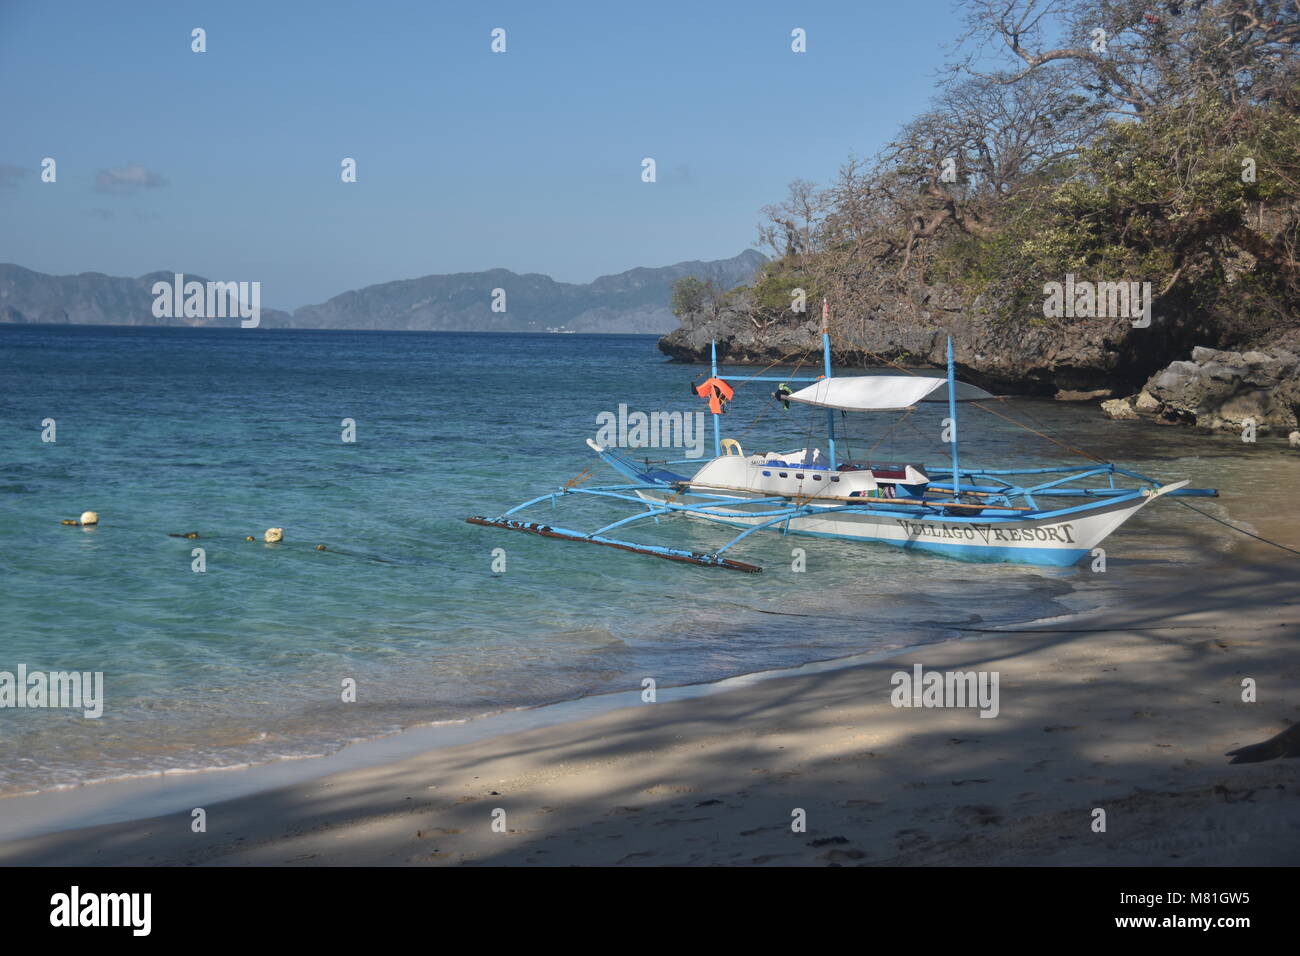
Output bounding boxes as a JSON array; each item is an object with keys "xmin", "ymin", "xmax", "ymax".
[{"xmin": 658, "ymin": 284, "xmax": 1221, "ymax": 399}]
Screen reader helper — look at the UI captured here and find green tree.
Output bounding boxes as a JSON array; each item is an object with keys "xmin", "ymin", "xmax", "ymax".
[{"xmin": 671, "ymin": 276, "xmax": 718, "ymax": 318}]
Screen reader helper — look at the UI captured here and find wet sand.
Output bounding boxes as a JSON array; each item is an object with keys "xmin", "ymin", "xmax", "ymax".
[{"xmin": 3, "ymin": 552, "xmax": 1298, "ymax": 866}]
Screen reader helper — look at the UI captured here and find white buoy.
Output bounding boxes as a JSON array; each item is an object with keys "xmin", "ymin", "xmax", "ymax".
[
  {"xmin": 264, "ymin": 527, "xmax": 283, "ymax": 543},
  {"xmin": 80, "ymin": 511, "xmax": 99, "ymax": 526}
]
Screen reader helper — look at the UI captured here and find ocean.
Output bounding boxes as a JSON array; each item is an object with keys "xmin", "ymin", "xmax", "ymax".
[{"xmin": 0, "ymin": 324, "xmax": 1261, "ymax": 796}]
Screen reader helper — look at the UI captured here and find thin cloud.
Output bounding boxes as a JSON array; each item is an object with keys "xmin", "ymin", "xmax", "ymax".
[{"xmin": 95, "ymin": 163, "xmax": 168, "ymax": 194}]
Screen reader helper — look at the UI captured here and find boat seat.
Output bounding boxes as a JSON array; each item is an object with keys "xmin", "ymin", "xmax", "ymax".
[{"xmin": 640, "ymin": 466, "xmax": 689, "ymax": 483}]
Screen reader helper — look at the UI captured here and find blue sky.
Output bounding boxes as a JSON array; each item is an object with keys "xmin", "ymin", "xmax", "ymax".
[{"xmin": 0, "ymin": 0, "xmax": 960, "ymax": 308}]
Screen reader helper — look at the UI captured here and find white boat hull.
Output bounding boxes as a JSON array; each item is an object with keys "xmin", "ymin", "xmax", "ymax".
[{"xmin": 635, "ymin": 486, "xmax": 1159, "ymax": 566}]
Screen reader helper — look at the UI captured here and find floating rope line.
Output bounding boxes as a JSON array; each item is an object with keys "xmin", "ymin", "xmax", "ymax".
[{"xmin": 1174, "ymin": 498, "xmax": 1300, "ymax": 559}]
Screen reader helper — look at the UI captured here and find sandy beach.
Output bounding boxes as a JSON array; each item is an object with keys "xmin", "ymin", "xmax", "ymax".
[
  {"xmin": 3, "ymin": 544, "xmax": 1297, "ymax": 867},
  {"xmin": 6, "ymin": 0, "xmax": 1300, "ymax": 884}
]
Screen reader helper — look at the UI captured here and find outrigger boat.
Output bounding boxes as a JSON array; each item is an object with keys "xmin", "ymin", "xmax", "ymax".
[{"xmin": 468, "ymin": 322, "xmax": 1217, "ymax": 572}]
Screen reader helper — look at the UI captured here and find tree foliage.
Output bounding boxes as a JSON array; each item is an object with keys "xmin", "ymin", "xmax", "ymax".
[
  {"xmin": 724, "ymin": 0, "xmax": 1300, "ymax": 340},
  {"xmin": 670, "ymin": 275, "xmax": 715, "ymax": 318}
]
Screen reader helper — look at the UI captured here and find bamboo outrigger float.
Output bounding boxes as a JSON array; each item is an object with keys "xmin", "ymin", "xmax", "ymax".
[{"xmin": 468, "ymin": 312, "xmax": 1217, "ymax": 572}]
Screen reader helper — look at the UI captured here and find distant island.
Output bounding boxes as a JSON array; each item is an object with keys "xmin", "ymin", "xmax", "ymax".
[{"xmin": 0, "ymin": 249, "xmax": 765, "ymax": 334}]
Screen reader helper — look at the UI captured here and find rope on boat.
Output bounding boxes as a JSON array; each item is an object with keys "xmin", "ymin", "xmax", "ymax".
[
  {"xmin": 726, "ymin": 347, "xmax": 818, "ymax": 449},
  {"xmin": 968, "ymin": 400, "xmax": 1107, "ymax": 463},
  {"xmin": 729, "ymin": 344, "xmax": 819, "ymax": 392},
  {"xmin": 563, "ymin": 465, "xmax": 596, "ymax": 490},
  {"xmin": 1174, "ymin": 498, "xmax": 1300, "ymax": 558},
  {"xmin": 863, "ymin": 406, "xmax": 916, "ymax": 458},
  {"xmin": 826, "ymin": 327, "xmax": 1109, "ymax": 464}
]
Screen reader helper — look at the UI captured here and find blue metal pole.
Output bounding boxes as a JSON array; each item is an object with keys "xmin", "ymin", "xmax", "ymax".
[
  {"xmin": 822, "ymin": 302, "xmax": 837, "ymax": 469},
  {"xmin": 946, "ymin": 335, "xmax": 960, "ymax": 497},
  {"xmin": 711, "ymin": 339, "xmax": 721, "ymax": 458}
]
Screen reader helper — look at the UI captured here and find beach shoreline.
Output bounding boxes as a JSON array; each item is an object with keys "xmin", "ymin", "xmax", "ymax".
[
  {"xmin": 0, "ymin": 474, "xmax": 1244, "ymax": 823},
  {"xmin": 0, "ymin": 611, "xmax": 1050, "ymax": 845},
  {"xmin": 3, "ymin": 544, "xmax": 1297, "ymax": 866}
]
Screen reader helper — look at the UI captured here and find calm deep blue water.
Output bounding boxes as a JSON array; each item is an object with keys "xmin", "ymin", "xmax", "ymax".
[{"xmin": 0, "ymin": 325, "xmax": 1253, "ymax": 794}]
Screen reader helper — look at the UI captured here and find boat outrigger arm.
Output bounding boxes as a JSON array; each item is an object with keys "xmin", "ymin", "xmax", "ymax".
[{"xmin": 467, "ymin": 324, "xmax": 1217, "ymax": 572}]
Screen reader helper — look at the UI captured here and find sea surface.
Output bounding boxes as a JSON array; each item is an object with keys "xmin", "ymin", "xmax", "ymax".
[{"xmin": 0, "ymin": 325, "xmax": 1274, "ymax": 796}]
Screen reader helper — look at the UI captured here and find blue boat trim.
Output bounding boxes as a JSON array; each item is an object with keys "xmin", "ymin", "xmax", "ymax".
[
  {"xmin": 465, "ymin": 516, "xmax": 763, "ymax": 572},
  {"xmin": 469, "ymin": 329, "xmax": 1218, "ymax": 572}
]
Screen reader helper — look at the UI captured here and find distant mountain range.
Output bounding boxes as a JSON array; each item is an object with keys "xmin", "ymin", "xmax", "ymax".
[{"xmin": 0, "ymin": 250, "xmax": 766, "ymax": 334}]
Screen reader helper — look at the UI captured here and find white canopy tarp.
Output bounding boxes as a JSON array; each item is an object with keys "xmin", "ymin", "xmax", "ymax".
[{"xmin": 787, "ymin": 375, "xmax": 994, "ymax": 412}]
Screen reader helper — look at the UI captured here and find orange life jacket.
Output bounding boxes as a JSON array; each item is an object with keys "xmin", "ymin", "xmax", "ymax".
[{"xmin": 695, "ymin": 377, "xmax": 734, "ymax": 415}]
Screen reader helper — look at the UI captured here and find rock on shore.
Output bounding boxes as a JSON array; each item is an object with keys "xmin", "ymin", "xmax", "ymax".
[{"xmin": 1102, "ymin": 346, "xmax": 1300, "ymax": 434}]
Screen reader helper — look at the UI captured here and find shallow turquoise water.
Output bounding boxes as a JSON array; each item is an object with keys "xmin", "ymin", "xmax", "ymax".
[{"xmin": 0, "ymin": 325, "xmax": 1258, "ymax": 794}]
